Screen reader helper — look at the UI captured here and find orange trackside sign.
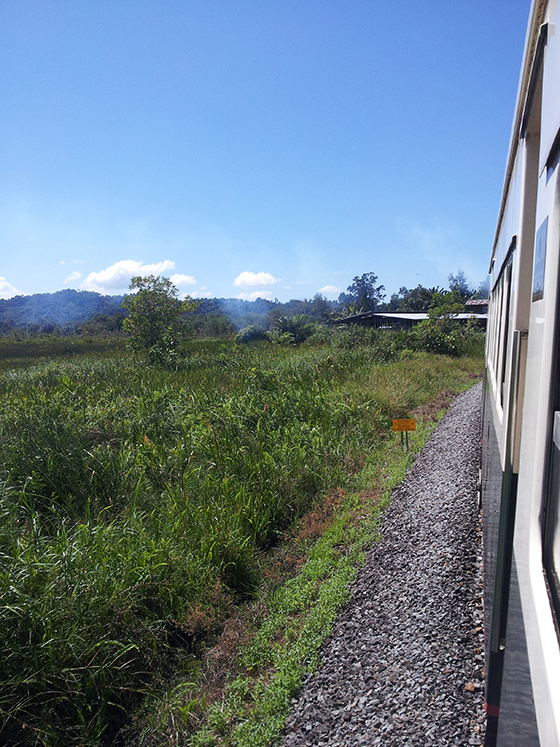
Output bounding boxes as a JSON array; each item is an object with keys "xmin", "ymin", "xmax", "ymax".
[{"xmin": 392, "ymin": 418, "xmax": 416, "ymax": 432}]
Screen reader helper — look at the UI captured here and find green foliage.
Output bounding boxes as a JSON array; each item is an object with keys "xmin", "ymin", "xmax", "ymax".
[
  {"xmin": 428, "ymin": 289, "xmax": 465, "ymax": 320},
  {"xmin": 184, "ymin": 313, "xmax": 236, "ymax": 339},
  {"xmin": 448, "ymin": 268, "xmax": 473, "ymax": 300},
  {"xmin": 234, "ymin": 325, "xmax": 269, "ymax": 343},
  {"xmin": 77, "ymin": 312, "xmax": 126, "ymax": 335},
  {"xmin": 0, "ymin": 336, "xmax": 126, "ymax": 372},
  {"xmin": 338, "ymin": 272, "xmax": 386, "ymax": 313},
  {"xmin": 388, "ymin": 284, "xmax": 443, "ymax": 312},
  {"xmin": 408, "ymin": 318, "xmax": 463, "ymax": 355},
  {"xmin": 330, "ymin": 325, "xmax": 384, "ymax": 349},
  {"xmin": 270, "ymin": 315, "xmax": 317, "ymax": 344},
  {"xmin": 382, "ymin": 285, "xmax": 485, "ymax": 357},
  {"xmin": 310, "ymin": 293, "xmax": 332, "ymax": 322},
  {"xmin": 122, "ymin": 276, "xmax": 198, "ymax": 364},
  {"xmin": 189, "ymin": 355, "xmax": 483, "ymax": 747},
  {"xmin": 0, "ymin": 339, "xmax": 483, "ymax": 745},
  {"xmin": 408, "ymin": 315, "xmax": 484, "ymax": 357},
  {"xmin": 0, "ymin": 289, "xmax": 124, "ymax": 331}
]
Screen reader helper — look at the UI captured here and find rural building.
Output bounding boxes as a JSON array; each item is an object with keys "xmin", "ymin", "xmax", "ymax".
[{"xmin": 330, "ymin": 308, "xmax": 487, "ymax": 330}]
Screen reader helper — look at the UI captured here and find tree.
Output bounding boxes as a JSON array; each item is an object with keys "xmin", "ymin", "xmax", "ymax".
[
  {"xmin": 78, "ymin": 312, "xmax": 126, "ymax": 335},
  {"xmin": 474, "ymin": 276, "xmax": 490, "ymax": 299},
  {"xmin": 338, "ymin": 272, "xmax": 385, "ymax": 313},
  {"xmin": 403, "ymin": 288, "xmax": 465, "ymax": 356},
  {"xmin": 310, "ymin": 293, "xmax": 332, "ymax": 322},
  {"xmin": 272, "ymin": 314, "xmax": 316, "ymax": 344},
  {"xmin": 448, "ymin": 269, "xmax": 473, "ymax": 301},
  {"xmin": 122, "ymin": 275, "xmax": 198, "ymax": 364}
]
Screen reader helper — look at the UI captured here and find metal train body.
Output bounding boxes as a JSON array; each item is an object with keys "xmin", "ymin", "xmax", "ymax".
[{"xmin": 482, "ymin": 1, "xmax": 560, "ymax": 744}]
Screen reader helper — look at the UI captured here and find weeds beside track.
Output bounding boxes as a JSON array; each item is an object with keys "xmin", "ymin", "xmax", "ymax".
[{"xmin": 0, "ymin": 334, "xmax": 483, "ymax": 745}]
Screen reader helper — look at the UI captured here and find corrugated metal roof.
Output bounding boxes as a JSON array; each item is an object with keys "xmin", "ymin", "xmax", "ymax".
[
  {"xmin": 372, "ymin": 312, "xmax": 487, "ymax": 321},
  {"xmin": 332, "ymin": 311, "xmax": 487, "ymax": 324}
]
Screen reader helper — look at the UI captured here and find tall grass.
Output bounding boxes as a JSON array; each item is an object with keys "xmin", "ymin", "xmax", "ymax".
[{"xmin": 0, "ymin": 336, "xmax": 483, "ymax": 745}]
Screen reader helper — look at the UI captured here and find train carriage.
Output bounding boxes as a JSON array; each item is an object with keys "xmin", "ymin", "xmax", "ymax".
[{"xmin": 482, "ymin": 0, "xmax": 560, "ymax": 744}]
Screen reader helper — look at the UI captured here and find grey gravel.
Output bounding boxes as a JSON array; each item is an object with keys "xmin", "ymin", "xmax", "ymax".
[{"xmin": 280, "ymin": 382, "xmax": 485, "ymax": 746}]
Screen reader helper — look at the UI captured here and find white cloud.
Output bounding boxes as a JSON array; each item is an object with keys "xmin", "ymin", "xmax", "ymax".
[
  {"xmin": 237, "ymin": 290, "xmax": 275, "ymax": 301},
  {"xmin": 0, "ymin": 277, "xmax": 20, "ymax": 299},
  {"xmin": 170, "ymin": 273, "xmax": 197, "ymax": 286},
  {"xmin": 64, "ymin": 271, "xmax": 82, "ymax": 284},
  {"xmin": 81, "ymin": 259, "xmax": 175, "ymax": 294},
  {"xmin": 233, "ymin": 271, "xmax": 280, "ymax": 288},
  {"xmin": 319, "ymin": 285, "xmax": 340, "ymax": 295}
]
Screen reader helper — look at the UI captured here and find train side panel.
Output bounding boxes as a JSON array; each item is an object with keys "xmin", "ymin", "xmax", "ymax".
[{"xmin": 483, "ymin": 1, "xmax": 560, "ymax": 744}]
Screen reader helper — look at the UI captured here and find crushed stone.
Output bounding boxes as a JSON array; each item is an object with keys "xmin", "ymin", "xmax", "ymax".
[{"xmin": 280, "ymin": 382, "xmax": 485, "ymax": 746}]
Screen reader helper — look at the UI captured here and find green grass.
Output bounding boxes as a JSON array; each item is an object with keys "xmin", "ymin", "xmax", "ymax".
[
  {"xmin": 0, "ymin": 335, "xmax": 128, "ymax": 368},
  {"xmin": 183, "ymin": 366, "xmax": 471, "ymax": 747},
  {"xmin": 0, "ymin": 332, "xmax": 483, "ymax": 745}
]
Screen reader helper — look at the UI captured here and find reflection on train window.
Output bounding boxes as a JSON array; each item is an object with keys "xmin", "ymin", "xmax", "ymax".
[
  {"xmin": 544, "ymin": 412, "xmax": 560, "ymax": 633},
  {"xmin": 490, "ymin": 279, "xmax": 503, "ymax": 385},
  {"xmin": 500, "ymin": 263, "xmax": 513, "ymax": 407},
  {"xmin": 487, "ymin": 260, "xmax": 513, "ymax": 408},
  {"xmin": 532, "ymin": 217, "xmax": 548, "ymax": 302}
]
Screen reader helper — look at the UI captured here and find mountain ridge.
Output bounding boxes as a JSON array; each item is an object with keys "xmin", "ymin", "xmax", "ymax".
[{"xmin": 0, "ymin": 289, "xmax": 125, "ymax": 329}]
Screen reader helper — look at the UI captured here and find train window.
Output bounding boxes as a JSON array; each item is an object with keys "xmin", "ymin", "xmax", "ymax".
[
  {"xmin": 492, "ymin": 279, "xmax": 504, "ymax": 384},
  {"xmin": 546, "ymin": 128, "xmax": 560, "ymax": 182},
  {"xmin": 544, "ymin": 413, "xmax": 560, "ymax": 633},
  {"xmin": 487, "ymin": 293, "xmax": 497, "ymax": 379},
  {"xmin": 487, "ymin": 238, "xmax": 516, "ymax": 397},
  {"xmin": 543, "ymin": 215, "xmax": 560, "ymax": 634},
  {"xmin": 500, "ymin": 263, "xmax": 513, "ymax": 407},
  {"xmin": 532, "ymin": 217, "xmax": 548, "ymax": 302},
  {"xmin": 488, "ymin": 259, "xmax": 513, "ymax": 407}
]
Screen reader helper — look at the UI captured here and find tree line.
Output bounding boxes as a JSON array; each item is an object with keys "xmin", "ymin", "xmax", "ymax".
[
  {"xmin": 0, "ymin": 269, "xmax": 487, "ymax": 341},
  {"xmin": 337, "ymin": 269, "xmax": 486, "ymax": 314},
  {"xmin": 117, "ymin": 270, "xmax": 487, "ymax": 363}
]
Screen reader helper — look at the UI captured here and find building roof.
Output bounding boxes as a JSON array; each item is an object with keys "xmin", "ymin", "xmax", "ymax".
[{"xmin": 330, "ymin": 310, "xmax": 487, "ymax": 325}]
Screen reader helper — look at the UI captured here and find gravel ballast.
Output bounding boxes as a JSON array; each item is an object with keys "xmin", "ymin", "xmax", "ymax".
[{"xmin": 281, "ymin": 382, "xmax": 485, "ymax": 747}]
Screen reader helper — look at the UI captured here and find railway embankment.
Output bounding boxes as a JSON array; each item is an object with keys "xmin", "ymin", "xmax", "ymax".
[{"xmin": 281, "ymin": 382, "xmax": 485, "ymax": 747}]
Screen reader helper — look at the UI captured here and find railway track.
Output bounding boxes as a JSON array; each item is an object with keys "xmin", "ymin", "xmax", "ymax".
[{"xmin": 281, "ymin": 382, "xmax": 485, "ymax": 746}]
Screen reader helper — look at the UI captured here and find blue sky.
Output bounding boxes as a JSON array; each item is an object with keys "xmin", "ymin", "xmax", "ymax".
[{"xmin": 0, "ymin": 0, "xmax": 530, "ymax": 302}]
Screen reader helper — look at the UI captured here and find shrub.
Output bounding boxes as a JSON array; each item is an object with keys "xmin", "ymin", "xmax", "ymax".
[
  {"xmin": 304, "ymin": 325, "xmax": 333, "ymax": 345},
  {"xmin": 408, "ymin": 318, "xmax": 485, "ymax": 357},
  {"xmin": 272, "ymin": 315, "xmax": 316, "ymax": 344},
  {"xmin": 147, "ymin": 329, "xmax": 182, "ymax": 369},
  {"xmin": 122, "ymin": 276, "xmax": 198, "ymax": 364},
  {"xmin": 331, "ymin": 325, "xmax": 379, "ymax": 349},
  {"xmin": 235, "ymin": 325, "xmax": 269, "ymax": 343}
]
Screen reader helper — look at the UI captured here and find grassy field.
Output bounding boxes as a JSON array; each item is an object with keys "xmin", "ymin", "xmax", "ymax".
[
  {"xmin": 0, "ymin": 335, "xmax": 127, "ymax": 371},
  {"xmin": 0, "ymin": 330, "xmax": 483, "ymax": 746}
]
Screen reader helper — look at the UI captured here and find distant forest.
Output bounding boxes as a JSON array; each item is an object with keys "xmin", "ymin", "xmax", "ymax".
[
  {"xmin": 0, "ymin": 289, "xmax": 334, "ymax": 337},
  {"xmin": 0, "ymin": 271, "xmax": 486, "ymax": 338}
]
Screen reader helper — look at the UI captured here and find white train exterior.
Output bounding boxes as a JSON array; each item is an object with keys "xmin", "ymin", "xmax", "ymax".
[{"xmin": 482, "ymin": 0, "xmax": 560, "ymax": 744}]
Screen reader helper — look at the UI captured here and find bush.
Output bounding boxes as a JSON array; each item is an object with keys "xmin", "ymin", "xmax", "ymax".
[
  {"xmin": 304, "ymin": 325, "xmax": 333, "ymax": 345},
  {"xmin": 267, "ymin": 330, "xmax": 297, "ymax": 345},
  {"xmin": 122, "ymin": 276, "xmax": 198, "ymax": 364},
  {"xmin": 330, "ymin": 326, "xmax": 404, "ymax": 362},
  {"xmin": 235, "ymin": 325, "xmax": 269, "ymax": 343},
  {"xmin": 147, "ymin": 329, "xmax": 182, "ymax": 369},
  {"xmin": 272, "ymin": 315, "xmax": 317, "ymax": 344},
  {"xmin": 408, "ymin": 318, "xmax": 484, "ymax": 357},
  {"xmin": 330, "ymin": 325, "xmax": 379, "ymax": 349}
]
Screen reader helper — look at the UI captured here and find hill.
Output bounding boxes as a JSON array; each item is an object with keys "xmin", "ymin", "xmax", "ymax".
[
  {"xmin": 0, "ymin": 289, "xmax": 125, "ymax": 331},
  {"xmin": 0, "ymin": 291, "xmax": 338, "ymax": 334}
]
